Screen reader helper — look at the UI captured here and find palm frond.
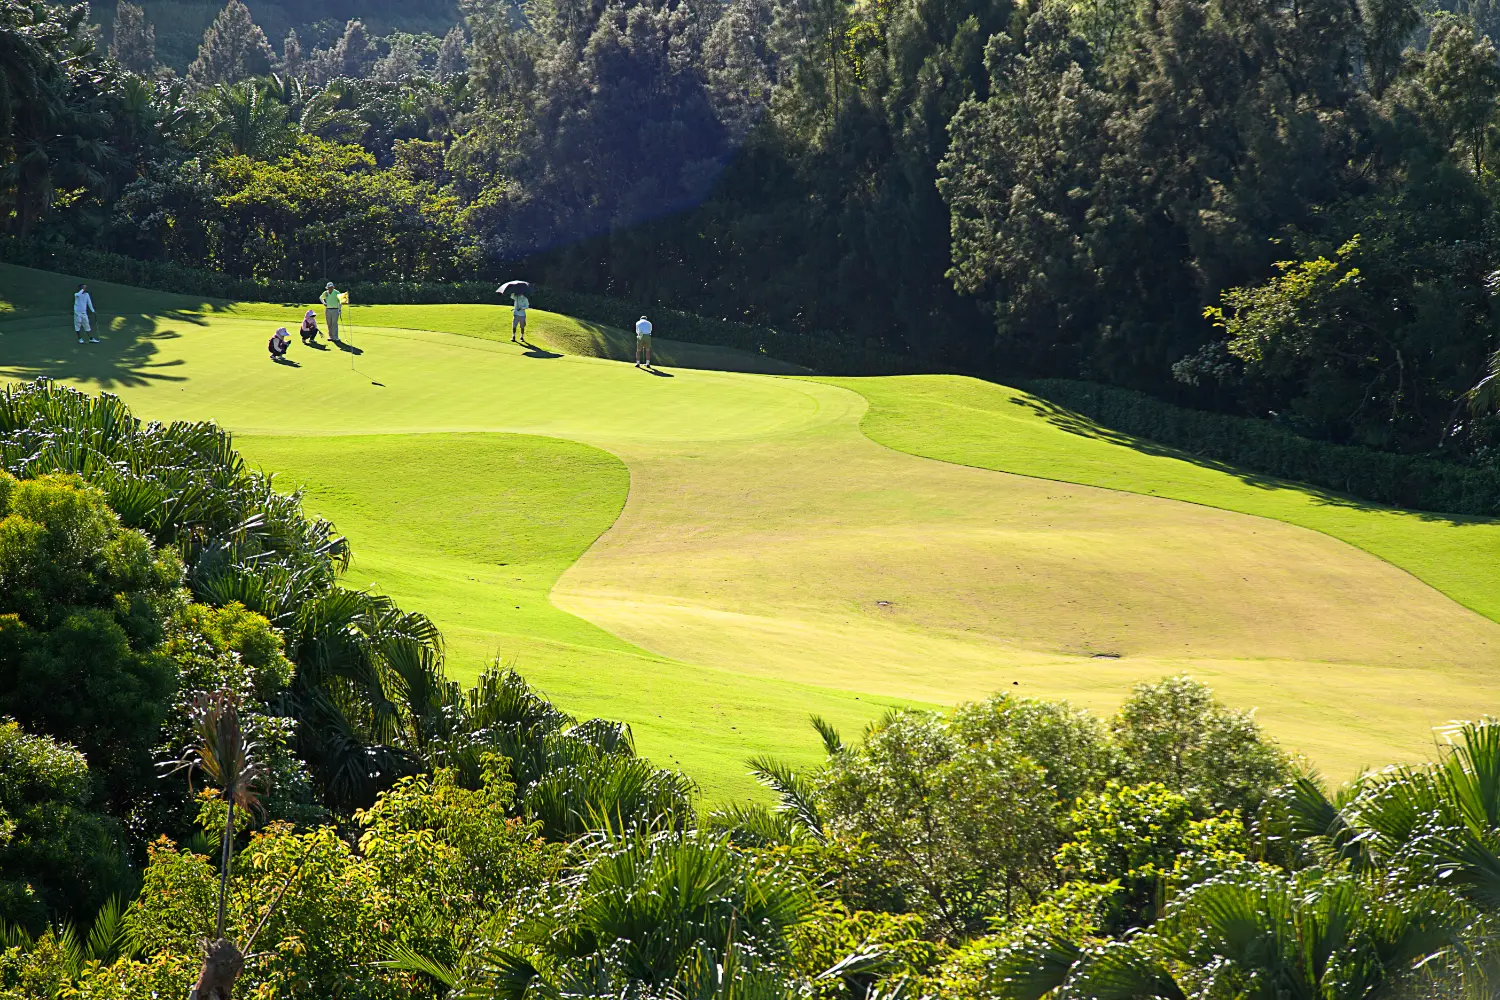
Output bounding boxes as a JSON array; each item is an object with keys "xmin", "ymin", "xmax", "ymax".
[{"xmin": 809, "ymin": 714, "xmax": 843, "ymax": 755}]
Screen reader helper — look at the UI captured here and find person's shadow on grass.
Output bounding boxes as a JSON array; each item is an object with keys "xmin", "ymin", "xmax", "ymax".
[
  {"xmin": 643, "ymin": 366, "xmax": 673, "ymax": 377},
  {"xmin": 303, "ymin": 340, "xmax": 330, "ymax": 351},
  {"xmin": 333, "ymin": 340, "xmax": 364, "ymax": 355},
  {"xmin": 523, "ymin": 346, "xmax": 562, "ymax": 359},
  {"xmin": 271, "ymin": 356, "xmax": 301, "ymax": 367}
]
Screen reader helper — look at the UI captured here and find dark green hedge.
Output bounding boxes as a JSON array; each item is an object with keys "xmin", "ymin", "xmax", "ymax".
[
  {"xmin": 0, "ymin": 239, "xmax": 495, "ymax": 305},
  {"xmin": 0, "ymin": 240, "xmax": 909, "ymax": 374},
  {"xmin": 1028, "ymin": 378, "xmax": 1500, "ymax": 517}
]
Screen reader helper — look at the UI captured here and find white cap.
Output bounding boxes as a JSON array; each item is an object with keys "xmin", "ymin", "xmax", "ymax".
[{"xmin": 326, "ymin": 282, "xmax": 335, "ymax": 288}]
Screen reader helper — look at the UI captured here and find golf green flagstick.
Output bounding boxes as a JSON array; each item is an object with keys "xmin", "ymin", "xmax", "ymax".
[{"xmin": 342, "ymin": 299, "xmax": 383, "ymax": 386}]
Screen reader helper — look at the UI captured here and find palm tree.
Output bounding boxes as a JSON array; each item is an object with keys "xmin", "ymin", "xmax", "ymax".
[
  {"xmin": 0, "ymin": 1, "xmax": 56, "ymax": 143},
  {"xmin": 1344, "ymin": 719, "xmax": 1500, "ymax": 908},
  {"xmin": 195, "ymin": 79, "xmax": 292, "ymax": 158},
  {"xmin": 165, "ymin": 691, "xmax": 269, "ymax": 1000},
  {"xmin": 167, "ymin": 691, "xmax": 268, "ymax": 939},
  {"xmin": 430, "ymin": 666, "xmax": 697, "ymax": 838},
  {"xmin": 385, "ymin": 829, "xmax": 813, "ymax": 998},
  {"xmin": 0, "ymin": 1, "xmax": 120, "ymax": 236},
  {"xmin": 705, "ymin": 715, "xmax": 840, "ymax": 846},
  {"xmin": 990, "ymin": 866, "xmax": 1467, "ymax": 1000}
]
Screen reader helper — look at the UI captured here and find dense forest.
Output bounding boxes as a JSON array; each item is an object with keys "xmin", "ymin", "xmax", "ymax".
[
  {"xmin": 11, "ymin": 0, "xmax": 1500, "ymax": 457},
  {"xmin": 0, "ymin": 378, "xmax": 1496, "ymax": 998}
]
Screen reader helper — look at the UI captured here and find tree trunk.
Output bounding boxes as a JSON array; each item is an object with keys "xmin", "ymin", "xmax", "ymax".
[
  {"xmin": 217, "ymin": 797, "xmax": 235, "ymax": 939},
  {"xmin": 188, "ymin": 936, "xmax": 244, "ymax": 1000}
]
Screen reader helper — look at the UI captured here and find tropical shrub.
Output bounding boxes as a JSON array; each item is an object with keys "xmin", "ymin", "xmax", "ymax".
[
  {"xmin": 0, "ymin": 380, "xmax": 448, "ymax": 814},
  {"xmin": 817, "ymin": 710, "xmax": 1061, "ymax": 937},
  {"xmin": 1054, "ymin": 781, "xmax": 1248, "ymax": 932},
  {"xmin": 0, "ymin": 471, "xmax": 181, "ymax": 817},
  {"xmin": 425, "ymin": 828, "xmax": 814, "ymax": 998},
  {"xmin": 126, "ymin": 765, "xmax": 555, "ymax": 997},
  {"xmin": 431, "ymin": 667, "xmax": 697, "ymax": 840},
  {"xmin": 0, "ymin": 721, "xmax": 132, "ymax": 932},
  {"xmin": 1111, "ymin": 675, "xmax": 1292, "ymax": 815}
]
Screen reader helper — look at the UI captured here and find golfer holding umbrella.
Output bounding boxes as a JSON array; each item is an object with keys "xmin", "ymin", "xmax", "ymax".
[{"xmin": 499, "ymin": 280, "xmax": 530, "ymax": 342}]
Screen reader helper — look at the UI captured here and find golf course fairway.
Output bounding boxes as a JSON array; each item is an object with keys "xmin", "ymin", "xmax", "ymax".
[{"xmin": 4, "ymin": 263, "xmax": 1499, "ymax": 799}]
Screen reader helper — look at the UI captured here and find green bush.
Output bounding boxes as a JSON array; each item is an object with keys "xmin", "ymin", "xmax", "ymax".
[
  {"xmin": 0, "ymin": 720, "xmax": 133, "ymax": 932},
  {"xmin": 0, "ymin": 239, "xmax": 910, "ymax": 374},
  {"xmin": 1029, "ymin": 378, "xmax": 1500, "ymax": 517},
  {"xmin": 0, "ymin": 472, "xmax": 182, "ymax": 817}
]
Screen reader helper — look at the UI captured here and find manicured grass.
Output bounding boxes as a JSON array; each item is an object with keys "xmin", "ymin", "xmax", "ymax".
[
  {"xmin": 234, "ymin": 432, "xmax": 900, "ymax": 798},
  {"xmin": 825, "ymin": 375, "xmax": 1500, "ymax": 624},
  {"xmin": 5, "ymin": 263, "xmax": 1500, "ymax": 789},
  {"xmin": 223, "ymin": 300, "xmax": 808, "ymax": 374}
]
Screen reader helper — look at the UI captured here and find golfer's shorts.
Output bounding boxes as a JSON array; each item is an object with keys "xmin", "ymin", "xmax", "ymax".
[
  {"xmin": 514, "ymin": 312, "xmax": 527, "ymax": 325},
  {"xmin": 636, "ymin": 333, "xmax": 651, "ymax": 342},
  {"xmin": 74, "ymin": 313, "xmax": 90, "ymax": 332}
]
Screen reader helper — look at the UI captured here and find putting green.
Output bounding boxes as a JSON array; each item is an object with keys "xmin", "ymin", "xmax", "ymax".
[{"xmin": 4, "ymin": 264, "xmax": 1499, "ymax": 797}]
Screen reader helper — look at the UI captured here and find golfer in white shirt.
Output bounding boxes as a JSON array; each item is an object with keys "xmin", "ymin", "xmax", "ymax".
[
  {"xmin": 74, "ymin": 284, "xmax": 98, "ymax": 343},
  {"xmin": 635, "ymin": 315, "xmax": 653, "ymax": 367}
]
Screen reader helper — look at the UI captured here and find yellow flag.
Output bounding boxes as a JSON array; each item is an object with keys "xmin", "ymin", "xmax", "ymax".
[{"xmin": 338, "ymin": 291, "xmax": 350, "ymax": 306}]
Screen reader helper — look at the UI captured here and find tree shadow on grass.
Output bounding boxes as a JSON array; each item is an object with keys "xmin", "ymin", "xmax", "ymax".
[
  {"xmin": 1008, "ymin": 391, "xmax": 1489, "ymax": 527},
  {"xmin": 0, "ymin": 308, "xmax": 204, "ymax": 389}
]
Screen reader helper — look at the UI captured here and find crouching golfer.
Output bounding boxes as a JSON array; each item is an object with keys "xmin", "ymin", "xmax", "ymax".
[
  {"xmin": 268, "ymin": 327, "xmax": 291, "ymax": 360},
  {"xmin": 299, "ymin": 309, "xmax": 320, "ymax": 345},
  {"xmin": 635, "ymin": 315, "xmax": 652, "ymax": 367},
  {"xmin": 321, "ymin": 282, "xmax": 343, "ymax": 343},
  {"xmin": 74, "ymin": 284, "xmax": 99, "ymax": 343}
]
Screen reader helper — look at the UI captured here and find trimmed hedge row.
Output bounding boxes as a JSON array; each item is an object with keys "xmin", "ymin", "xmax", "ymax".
[
  {"xmin": 0, "ymin": 239, "xmax": 496, "ymax": 305},
  {"xmin": 1028, "ymin": 378, "xmax": 1500, "ymax": 517},
  {"xmin": 0, "ymin": 239, "xmax": 910, "ymax": 374}
]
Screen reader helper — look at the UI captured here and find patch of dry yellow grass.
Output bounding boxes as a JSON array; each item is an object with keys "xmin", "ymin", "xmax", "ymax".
[{"xmin": 557, "ymin": 380, "xmax": 1500, "ymax": 776}]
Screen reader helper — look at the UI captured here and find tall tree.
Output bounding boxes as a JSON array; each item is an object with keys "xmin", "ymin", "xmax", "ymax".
[
  {"xmin": 332, "ymin": 19, "xmax": 376, "ymax": 79},
  {"xmin": 1361, "ymin": 0, "xmax": 1422, "ymax": 97},
  {"xmin": 278, "ymin": 27, "xmax": 304, "ymax": 81},
  {"xmin": 435, "ymin": 25, "xmax": 466, "ymax": 82},
  {"xmin": 373, "ymin": 32, "xmax": 424, "ymax": 82},
  {"xmin": 186, "ymin": 0, "xmax": 274, "ymax": 87},
  {"xmin": 108, "ymin": 1, "xmax": 155, "ymax": 76}
]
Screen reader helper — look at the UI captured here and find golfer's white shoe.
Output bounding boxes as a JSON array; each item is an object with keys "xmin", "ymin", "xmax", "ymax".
[{"xmin": 89, "ymin": 338, "xmax": 100, "ymax": 343}]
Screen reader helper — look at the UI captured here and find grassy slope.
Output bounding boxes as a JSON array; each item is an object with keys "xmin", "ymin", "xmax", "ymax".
[
  {"xmin": 825, "ymin": 375, "xmax": 1500, "ymax": 623},
  {"xmin": 237, "ymin": 432, "xmax": 898, "ymax": 793},
  {"xmin": 0, "ymin": 266, "xmax": 897, "ymax": 799},
  {"xmin": 6, "ymin": 265, "xmax": 1500, "ymax": 787}
]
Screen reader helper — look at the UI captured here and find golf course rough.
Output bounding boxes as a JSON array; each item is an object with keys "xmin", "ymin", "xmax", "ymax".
[{"xmin": 3, "ymin": 263, "xmax": 1497, "ymax": 799}]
